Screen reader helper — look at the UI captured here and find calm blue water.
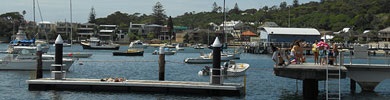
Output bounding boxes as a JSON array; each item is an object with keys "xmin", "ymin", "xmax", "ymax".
[{"xmin": 0, "ymin": 43, "xmax": 389, "ymax": 100}]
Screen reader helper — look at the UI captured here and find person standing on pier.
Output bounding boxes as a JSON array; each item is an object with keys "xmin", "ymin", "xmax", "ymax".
[
  {"xmin": 329, "ymin": 43, "xmax": 339, "ymax": 65},
  {"xmin": 317, "ymin": 39, "xmax": 329, "ymax": 65},
  {"xmin": 312, "ymin": 40, "xmax": 319, "ymax": 64},
  {"xmin": 271, "ymin": 44, "xmax": 285, "ymax": 66}
]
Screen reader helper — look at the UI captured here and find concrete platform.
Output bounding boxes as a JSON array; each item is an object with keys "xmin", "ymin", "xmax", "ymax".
[
  {"xmin": 273, "ymin": 63, "xmax": 348, "ymax": 80},
  {"xmin": 273, "ymin": 63, "xmax": 348, "ymax": 100},
  {"xmin": 345, "ymin": 64, "xmax": 390, "ymax": 92},
  {"xmin": 27, "ymin": 78, "xmax": 244, "ymax": 96}
]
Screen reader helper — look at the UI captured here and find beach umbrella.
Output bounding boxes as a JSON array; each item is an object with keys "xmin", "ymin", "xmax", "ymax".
[{"xmin": 317, "ymin": 41, "xmax": 329, "ymax": 49}]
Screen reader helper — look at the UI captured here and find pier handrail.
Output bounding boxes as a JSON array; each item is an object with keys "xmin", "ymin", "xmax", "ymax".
[{"xmin": 347, "ymin": 44, "xmax": 390, "ymax": 66}]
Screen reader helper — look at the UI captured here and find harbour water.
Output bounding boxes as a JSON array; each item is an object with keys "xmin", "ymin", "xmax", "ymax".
[{"xmin": 0, "ymin": 43, "xmax": 390, "ymax": 100}]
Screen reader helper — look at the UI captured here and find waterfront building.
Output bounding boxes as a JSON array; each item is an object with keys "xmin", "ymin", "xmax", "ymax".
[
  {"xmin": 217, "ymin": 20, "xmax": 242, "ymax": 39},
  {"xmin": 55, "ymin": 22, "xmax": 72, "ymax": 41},
  {"xmin": 174, "ymin": 26, "xmax": 188, "ymax": 43},
  {"xmin": 98, "ymin": 25, "xmax": 118, "ymax": 41},
  {"xmin": 77, "ymin": 23, "xmax": 96, "ymax": 42},
  {"xmin": 144, "ymin": 24, "xmax": 163, "ymax": 40},
  {"xmin": 378, "ymin": 27, "xmax": 390, "ymax": 41},
  {"xmin": 128, "ymin": 22, "xmax": 145, "ymax": 36},
  {"xmin": 37, "ymin": 21, "xmax": 55, "ymax": 40},
  {"xmin": 259, "ymin": 27, "xmax": 321, "ymax": 43}
]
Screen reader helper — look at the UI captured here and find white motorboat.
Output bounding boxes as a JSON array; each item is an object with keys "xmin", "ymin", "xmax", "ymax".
[
  {"xmin": 198, "ymin": 60, "xmax": 249, "ymax": 76},
  {"xmin": 0, "ymin": 48, "xmax": 75, "ymax": 71},
  {"xmin": 80, "ymin": 37, "xmax": 120, "ymax": 50},
  {"xmin": 129, "ymin": 40, "xmax": 148, "ymax": 49},
  {"xmin": 223, "ymin": 51, "xmax": 241, "ymax": 59},
  {"xmin": 176, "ymin": 44, "xmax": 184, "ymax": 51},
  {"xmin": 47, "ymin": 52, "xmax": 93, "ymax": 58},
  {"xmin": 53, "ymin": 42, "xmax": 72, "ymax": 47},
  {"xmin": 184, "ymin": 52, "xmax": 234, "ymax": 64},
  {"xmin": 152, "ymin": 47, "xmax": 176, "ymax": 55},
  {"xmin": 193, "ymin": 44, "xmax": 204, "ymax": 49}
]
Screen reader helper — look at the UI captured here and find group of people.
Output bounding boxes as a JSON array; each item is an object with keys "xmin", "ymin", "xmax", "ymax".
[
  {"xmin": 312, "ymin": 39, "xmax": 339, "ymax": 65},
  {"xmin": 271, "ymin": 41, "xmax": 303, "ymax": 66},
  {"xmin": 272, "ymin": 39, "xmax": 339, "ymax": 67}
]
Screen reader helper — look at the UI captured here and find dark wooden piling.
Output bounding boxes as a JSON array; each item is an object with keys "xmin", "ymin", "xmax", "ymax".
[
  {"xmin": 350, "ymin": 79, "xmax": 356, "ymax": 93},
  {"xmin": 211, "ymin": 37, "xmax": 222, "ymax": 85},
  {"xmin": 303, "ymin": 79, "xmax": 318, "ymax": 100},
  {"xmin": 54, "ymin": 35, "xmax": 63, "ymax": 71},
  {"xmin": 158, "ymin": 47, "xmax": 165, "ymax": 81},
  {"xmin": 35, "ymin": 44, "xmax": 43, "ymax": 79}
]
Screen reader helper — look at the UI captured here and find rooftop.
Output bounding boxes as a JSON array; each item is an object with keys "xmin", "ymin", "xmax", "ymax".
[{"xmin": 261, "ymin": 27, "xmax": 320, "ymax": 35}]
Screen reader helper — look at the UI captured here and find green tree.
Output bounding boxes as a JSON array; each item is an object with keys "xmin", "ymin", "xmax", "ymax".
[
  {"xmin": 211, "ymin": 2, "xmax": 220, "ymax": 13},
  {"xmin": 146, "ymin": 32, "xmax": 155, "ymax": 39},
  {"xmin": 128, "ymin": 32, "xmax": 137, "ymax": 40},
  {"xmin": 167, "ymin": 16, "xmax": 173, "ymax": 44},
  {"xmin": 229, "ymin": 3, "xmax": 240, "ymax": 14},
  {"xmin": 88, "ymin": 7, "xmax": 96, "ymax": 23},
  {"xmin": 152, "ymin": 2, "xmax": 166, "ymax": 25},
  {"xmin": 279, "ymin": 1, "xmax": 287, "ymax": 10},
  {"xmin": 293, "ymin": 0, "xmax": 299, "ymax": 7}
]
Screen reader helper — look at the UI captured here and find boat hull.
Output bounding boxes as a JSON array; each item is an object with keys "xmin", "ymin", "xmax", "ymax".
[
  {"xmin": 113, "ymin": 51, "xmax": 144, "ymax": 56},
  {"xmin": 225, "ymin": 63, "xmax": 250, "ymax": 76},
  {"xmin": 0, "ymin": 59, "xmax": 75, "ymax": 71},
  {"xmin": 63, "ymin": 52, "xmax": 93, "ymax": 58},
  {"xmin": 184, "ymin": 57, "xmax": 232, "ymax": 64},
  {"xmin": 81, "ymin": 44, "xmax": 120, "ymax": 50}
]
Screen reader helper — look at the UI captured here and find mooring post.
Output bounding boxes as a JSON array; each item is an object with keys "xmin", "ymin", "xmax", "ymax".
[
  {"xmin": 35, "ymin": 44, "xmax": 43, "ymax": 79},
  {"xmin": 210, "ymin": 37, "xmax": 222, "ymax": 85},
  {"xmin": 303, "ymin": 79, "xmax": 318, "ymax": 100},
  {"xmin": 55, "ymin": 35, "xmax": 63, "ymax": 71},
  {"xmin": 158, "ymin": 46, "xmax": 165, "ymax": 81},
  {"xmin": 350, "ymin": 79, "xmax": 356, "ymax": 93},
  {"xmin": 53, "ymin": 35, "xmax": 64, "ymax": 80}
]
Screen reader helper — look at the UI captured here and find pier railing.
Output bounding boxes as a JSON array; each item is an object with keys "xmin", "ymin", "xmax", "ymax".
[{"xmin": 346, "ymin": 44, "xmax": 390, "ymax": 66}]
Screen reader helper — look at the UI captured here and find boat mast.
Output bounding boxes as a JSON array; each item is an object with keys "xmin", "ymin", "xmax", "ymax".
[
  {"xmin": 223, "ymin": 0, "xmax": 227, "ymax": 48},
  {"xmin": 70, "ymin": 0, "xmax": 73, "ymax": 44},
  {"xmin": 33, "ymin": 0, "xmax": 35, "ymax": 22}
]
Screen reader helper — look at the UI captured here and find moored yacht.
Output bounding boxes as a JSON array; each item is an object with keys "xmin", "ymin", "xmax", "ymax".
[
  {"xmin": 80, "ymin": 37, "xmax": 120, "ymax": 50},
  {"xmin": 7, "ymin": 28, "xmax": 50, "ymax": 54},
  {"xmin": 0, "ymin": 47, "xmax": 75, "ymax": 71}
]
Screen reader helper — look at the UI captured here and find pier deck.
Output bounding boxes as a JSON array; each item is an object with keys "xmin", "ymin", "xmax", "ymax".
[
  {"xmin": 273, "ymin": 63, "xmax": 348, "ymax": 100},
  {"xmin": 27, "ymin": 78, "xmax": 244, "ymax": 96},
  {"xmin": 274, "ymin": 63, "xmax": 348, "ymax": 80}
]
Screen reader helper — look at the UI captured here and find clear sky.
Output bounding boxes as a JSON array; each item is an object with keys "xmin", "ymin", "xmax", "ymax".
[{"xmin": 0, "ymin": 0, "xmax": 319, "ymax": 23}]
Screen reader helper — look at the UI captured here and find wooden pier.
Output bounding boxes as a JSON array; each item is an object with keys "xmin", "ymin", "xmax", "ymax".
[
  {"xmin": 273, "ymin": 63, "xmax": 347, "ymax": 100},
  {"xmin": 27, "ymin": 78, "xmax": 244, "ymax": 96}
]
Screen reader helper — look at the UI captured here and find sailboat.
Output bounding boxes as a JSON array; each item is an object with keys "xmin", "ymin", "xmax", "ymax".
[
  {"xmin": 6, "ymin": 26, "xmax": 50, "ymax": 54},
  {"xmin": 6, "ymin": 0, "xmax": 51, "ymax": 54}
]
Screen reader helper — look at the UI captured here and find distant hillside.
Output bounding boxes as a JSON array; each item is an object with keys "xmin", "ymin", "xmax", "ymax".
[
  {"xmin": 91, "ymin": 0, "xmax": 390, "ymax": 33},
  {"xmin": 172, "ymin": 0, "xmax": 389, "ymax": 32}
]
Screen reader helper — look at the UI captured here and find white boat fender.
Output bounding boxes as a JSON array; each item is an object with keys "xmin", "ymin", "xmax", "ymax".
[{"xmin": 198, "ymin": 71, "xmax": 204, "ymax": 76}]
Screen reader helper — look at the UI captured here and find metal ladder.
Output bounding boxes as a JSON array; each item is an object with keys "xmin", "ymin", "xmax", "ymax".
[{"xmin": 326, "ymin": 51, "xmax": 342, "ymax": 100}]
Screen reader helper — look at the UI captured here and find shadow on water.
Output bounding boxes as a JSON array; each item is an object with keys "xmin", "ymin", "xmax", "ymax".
[
  {"xmin": 279, "ymin": 89, "xmax": 303, "ymax": 100},
  {"xmin": 342, "ymin": 91, "xmax": 390, "ymax": 100}
]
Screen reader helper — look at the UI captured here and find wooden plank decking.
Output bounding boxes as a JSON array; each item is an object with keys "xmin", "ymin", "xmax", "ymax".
[{"xmin": 27, "ymin": 78, "xmax": 245, "ymax": 96}]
